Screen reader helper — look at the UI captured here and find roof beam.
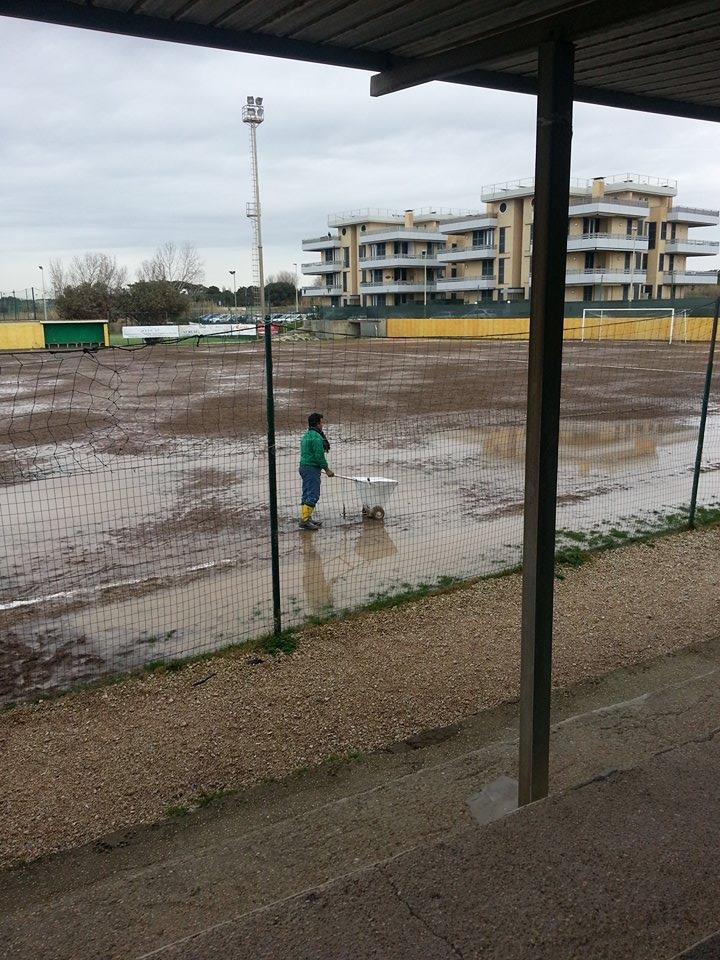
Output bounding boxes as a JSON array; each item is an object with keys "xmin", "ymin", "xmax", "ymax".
[
  {"xmin": 370, "ymin": 0, "xmax": 695, "ymax": 96},
  {"xmin": 0, "ymin": 0, "xmax": 393, "ymax": 71}
]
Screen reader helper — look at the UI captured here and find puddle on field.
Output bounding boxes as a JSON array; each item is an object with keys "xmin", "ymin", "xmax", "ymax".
[{"xmin": 1, "ymin": 413, "xmax": 719, "ymax": 703}]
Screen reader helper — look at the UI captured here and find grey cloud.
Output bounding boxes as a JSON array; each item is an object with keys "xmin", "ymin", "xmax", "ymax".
[{"xmin": 1, "ymin": 16, "xmax": 719, "ymax": 292}]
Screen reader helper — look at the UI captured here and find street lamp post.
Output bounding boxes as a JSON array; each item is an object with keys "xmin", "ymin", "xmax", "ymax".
[
  {"xmin": 38, "ymin": 265, "xmax": 47, "ymax": 322},
  {"xmin": 292, "ymin": 262, "xmax": 300, "ymax": 314},
  {"xmin": 229, "ymin": 269, "xmax": 237, "ymax": 310}
]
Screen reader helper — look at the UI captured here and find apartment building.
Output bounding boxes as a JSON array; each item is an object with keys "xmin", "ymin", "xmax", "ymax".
[
  {"xmin": 301, "ymin": 175, "xmax": 719, "ymax": 307},
  {"xmin": 301, "ymin": 207, "xmax": 473, "ymax": 307}
]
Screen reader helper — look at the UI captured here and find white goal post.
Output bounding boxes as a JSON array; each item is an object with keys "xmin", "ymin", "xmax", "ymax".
[{"xmin": 579, "ymin": 307, "xmax": 686, "ymax": 344}]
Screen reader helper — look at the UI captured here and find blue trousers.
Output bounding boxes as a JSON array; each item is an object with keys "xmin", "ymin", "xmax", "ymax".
[{"xmin": 299, "ymin": 465, "xmax": 322, "ymax": 507}]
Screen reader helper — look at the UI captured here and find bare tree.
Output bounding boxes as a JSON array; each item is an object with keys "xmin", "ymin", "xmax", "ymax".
[
  {"xmin": 48, "ymin": 257, "xmax": 65, "ymax": 298},
  {"xmin": 137, "ymin": 242, "xmax": 204, "ymax": 287},
  {"xmin": 269, "ymin": 270, "xmax": 297, "ymax": 286},
  {"xmin": 49, "ymin": 253, "xmax": 127, "ymax": 294}
]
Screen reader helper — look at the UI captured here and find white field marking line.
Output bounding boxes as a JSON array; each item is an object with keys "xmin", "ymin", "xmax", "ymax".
[
  {"xmin": 474, "ymin": 355, "xmax": 706, "ymax": 375},
  {"xmin": 0, "ymin": 558, "xmax": 240, "ymax": 611},
  {"xmin": 133, "ymin": 664, "xmax": 720, "ymax": 958}
]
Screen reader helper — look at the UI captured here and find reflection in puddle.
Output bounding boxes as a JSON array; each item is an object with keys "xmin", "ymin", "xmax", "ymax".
[{"xmin": 1, "ymin": 412, "xmax": 718, "ymax": 703}]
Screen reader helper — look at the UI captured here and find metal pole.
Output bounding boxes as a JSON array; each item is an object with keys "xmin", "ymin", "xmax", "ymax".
[
  {"xmin": 628, "ymin": 223, "xmax": 637, "ymax": 304},
  {"xmin": 689, "ymin": 293, "xmax": 720, "ymax": 529},
  {"xmin": 31, "ymin": 286, "xmax": 37, "ymax": 321},
  {"xmin": 518, "ymin": 39, "xmax": 575, "ymax": 807},
  {"xmin": 293, "ymin": 262, "xmax": 300, "ymax": 315},
  {"xmin": 423, "ymin": 250, "xmax": 427, "ymax": 315},
  {"xmin": 264, "ymin": 320, "xmax": 282, "ymax": 635},
  {"xmin": 39, "ymin": 266, "xmax": 48, "ymax": 321},
  {"xmin": 13, "ymin": 290, "xmax": 18, "ymax": 321}
]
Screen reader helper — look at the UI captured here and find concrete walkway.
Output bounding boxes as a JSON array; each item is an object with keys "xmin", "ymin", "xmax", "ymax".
[{"xmin": 4, "ymin": 639, "xmax": 720, "ymax": 959}]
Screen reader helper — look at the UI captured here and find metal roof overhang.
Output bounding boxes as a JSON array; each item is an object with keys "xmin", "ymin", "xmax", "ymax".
[{"xmin": 2, "ymin": 0, "xmax": 720, "ymax": 122}]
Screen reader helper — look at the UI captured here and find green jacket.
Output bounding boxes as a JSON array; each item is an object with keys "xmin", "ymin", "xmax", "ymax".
[{"xmin": 300, "ymin": 429, "xmax": 329, "ymax": 470}]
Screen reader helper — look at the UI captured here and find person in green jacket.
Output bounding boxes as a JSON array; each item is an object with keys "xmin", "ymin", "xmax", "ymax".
[{"xmin": 299, "ymin": 412, "xmax": 334, "ymax": 530}]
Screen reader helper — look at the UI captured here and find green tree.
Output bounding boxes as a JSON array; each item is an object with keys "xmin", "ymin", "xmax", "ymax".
[
  {"xmin": 117, "ymin": 281, "xmax": 189, "ymax": 324},
  {"xmin": 264, "ymin": 280, "xmax": 295, "ymax": 305},
  {"xmin": 55, "ymin": 282, "xmax": 117, "ymax": 320}
]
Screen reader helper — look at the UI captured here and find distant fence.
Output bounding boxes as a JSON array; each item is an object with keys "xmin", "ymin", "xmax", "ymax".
[
  {"xmin": 0, "ymin": 313, "xmax": 718, "ymax": 705},
  {"xmin": 314, "ymin": 297, "xmax": 717, "ymax": 321}
]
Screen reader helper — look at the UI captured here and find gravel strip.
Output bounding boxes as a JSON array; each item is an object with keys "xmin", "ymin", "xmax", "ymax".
[{"xmin": 2, "ymin": 525, "xmax": 719, "ymax": 869}]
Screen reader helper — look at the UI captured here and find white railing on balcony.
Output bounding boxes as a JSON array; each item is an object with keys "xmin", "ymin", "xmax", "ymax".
[
  {"xmin": 668, "ymin": 206, "xmax": 719, "ymax": 217},
  {"xmin": 569, "ymin": 198, "xmax": 650, "ymax": 210},
  {"xmin": 440, "ymin": 244, "xmax": 496, "ymax": 254},
  {"xmin": 360, "ymin": 281, "xmax": 438, "ymax": 289},
  {"xmin": 604, "ymin": 173, "xmax": 677, "ymax": 189},
  {"xmin": 358, "ymin": 253, "xmax": 442, "ymax": 262},
  {"xmin": 363, "ymin": 225, "xmax": 446, "ymax": 237},
  {"xmin": 301, "ymin": 260, "xmax": 342, "ymax": 270}
]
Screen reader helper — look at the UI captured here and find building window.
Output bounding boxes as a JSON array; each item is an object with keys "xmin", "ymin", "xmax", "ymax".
[
  {"xmin": 343, "ymin": 248, "xmax": 350, "ymax": 268},
  {"xmin": 671, "ymin": 223, "xmax": 677, "ymax": 240},
  {"xmin": 499, "ymin": 202, "xmax": 507, "ymax": 213},
  {"xmin": 481, "ymin": 261, "xmax": 493, "ymax": 278},
  {"xmin": 342, "ymin": 273, "xmax": 347, "ymax": 292},
  {"xmin": 642, "ymin": 253, "xmax": 648, "ymax": 269},
  {"xmin": 583, "ymin": 285, "xmax": 592, "ymax": 301},
  {"xmin": 624, "ymin": 252, "xmax": 631, "ymax": 270},
  {"xmin": 661, "ymin": 223, "xmax": 667, "ymax": 240},
  {"xmin": 622, "ymin": 284, "xmax": 629, "ymax": 300},
  {"xmin": 451, "ymin": 267, "xmax": 458, "ymax": 278},
  {"xmin": 659, "ymin": 254, "xmax": 665, "ymax": 271},
  {"xmin": 499, "ymin": 228, "xmax": 506, "ymax": 253},
  {"xmin": 498, "ymin": 259, "xmax": 505, "ymax": 283},
  {"xmin": 647, "ymin": 222, "xmax": 656, "ymax": 250},
  {"xmin": 481, "ymin": 290, "xmax": 493, "ymax": 302},
  {"xmin": 668, "ymin": 254, "xmax": 675, "ymax": 270},
  {"xmin": 626, "ymin": 217, "xmax": 634, "ymax": 234}
]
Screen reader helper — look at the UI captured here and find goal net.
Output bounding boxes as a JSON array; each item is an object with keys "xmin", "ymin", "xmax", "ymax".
[{"xmin": 580, "ymin": 307, "xmax": 682, "ymax": 344}]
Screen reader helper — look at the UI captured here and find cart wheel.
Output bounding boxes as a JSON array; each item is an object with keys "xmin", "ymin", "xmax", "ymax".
[{"xmin": 370, "ymin": 506, "xmax": 385, "ymax": 521}]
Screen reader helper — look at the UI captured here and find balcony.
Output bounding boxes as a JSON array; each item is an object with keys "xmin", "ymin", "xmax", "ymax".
[
  {"xmin": 302, "ymin": 285, "xmax": 343, "ymax": 297},
  {"xmin": 438, "ymin": 215, "xmax": 498, "ymax": 234},
  {"xmin": 361, "ymin": 226, "xmax": 446, "ymax": 243},
  {"xmin": 667, "ymin": 271, "xmax": 719, "ymax": 285},
  {"xmin": 664, "ymin": 238, "xmax": 719, "ymax": 256},
  {"xmin": 565, "ymin": 269, "xmax": 645, "ymax": 285},
  {"xmin": 568, "ymin": 199, "xmax": 650, "ymax": 218},
  {"xmin": 359, "ymin": 253, "xmax": 444, "ymax": 269},
  {"xmin": 302, "ymin": 235, "xmax": 341, "ymax": 251},
  {"xmin": 360, "ymin": 280, "xmax": 438, "ymax": 294},
  {"xmin": 301, "ymin": 259, "xmax": 342, "ymax": 274},
  {"xmin": 566, "ymin": 233, "xmax": 649, "ymax": 252},
  {"xmin": 438, "ymin": 244, "xmax": 496, "ymax": 261},
  {"xmin": 436, "ymin": 276, "xmax": 496, "ymax": 292},
  {"xmin": 667, "ymin": 206, "xmax": 719, "ymax": 227}
]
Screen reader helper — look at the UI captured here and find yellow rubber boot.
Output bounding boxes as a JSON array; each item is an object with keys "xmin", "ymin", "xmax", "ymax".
[{"xmin": 300, "ymin": 505, "xmax": 313, "ymax": 524}]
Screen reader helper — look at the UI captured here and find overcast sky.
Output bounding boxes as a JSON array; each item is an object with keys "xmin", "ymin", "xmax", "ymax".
[{"xmin": 2, "ymin": 15, "xmax": 720, "ymax": 294}]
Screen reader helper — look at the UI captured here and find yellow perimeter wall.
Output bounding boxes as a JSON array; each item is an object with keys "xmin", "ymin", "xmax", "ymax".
[
  {"xmin": 386, "ymin": 316, "xmax": 716, "ymax": 342},
  {"xmin": 0, "ymin": 322, "xmax": 45, "ymax": 350}
]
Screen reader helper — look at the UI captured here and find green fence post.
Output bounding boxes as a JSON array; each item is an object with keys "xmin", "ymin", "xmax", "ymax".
[
  {"xmin": 264, "ymin": 321, "xmax": 282, "ymax": 634},
  {"xmin": 689, "ymin": 294, "xmax": 720, "ymax": 529}
]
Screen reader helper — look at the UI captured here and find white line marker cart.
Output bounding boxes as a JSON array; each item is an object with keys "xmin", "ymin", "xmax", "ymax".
[{"xmin": 337, "ymin": 476, "xmax": 399, "ymax": 521}]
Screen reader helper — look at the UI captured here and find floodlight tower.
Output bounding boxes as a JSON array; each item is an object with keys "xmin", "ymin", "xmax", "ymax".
[{"xmin": 243, "ymin": 95, "xmax": 266, "ymax": 322}]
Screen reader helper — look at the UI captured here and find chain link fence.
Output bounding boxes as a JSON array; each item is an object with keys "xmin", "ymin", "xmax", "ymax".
[{"xmin": 1, "ymin": 310, "xmax": 718, "ymax": 705}]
